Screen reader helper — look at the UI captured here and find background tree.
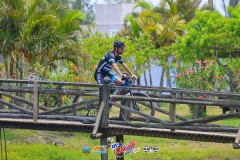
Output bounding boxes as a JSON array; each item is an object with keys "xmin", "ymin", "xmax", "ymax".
[
  {"xmin": 0, "ymin": 0, "xmax": 85, "ymax": 80},
  {"xmin": 47, "ymin": 0, "xmax": 95, "ymax": 24},
  {"xmin": 174, "ymin": 6, "xmax": 240, "ymax": 93}
]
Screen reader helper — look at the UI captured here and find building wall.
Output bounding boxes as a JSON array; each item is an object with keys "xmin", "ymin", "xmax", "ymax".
[{"xmin": 94, "ymin": 4, "xmax": 139, "ymax": 36}]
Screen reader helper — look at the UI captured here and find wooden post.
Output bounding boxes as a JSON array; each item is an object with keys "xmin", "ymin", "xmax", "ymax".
[
  {"xmin": 33, "ymin": 80, "xmax": 39, "ymax": 122},
  {"xmin": 233, "ymin": 127, "xmax": 240, "ymax": 149},
  {"xmin": 170, "ymin": 93, "xmax": 176, "ymax": 131},
  {"xmin": 100, "ymin": 77, "xmax": 110, "ymax": 160},
  {"xmin": 116, "ymin": 135, "xmax": 124, "ymax": 160},
  {"xmin": 57, "ymin": 84, "xmax": 62, "ymax": 107},
  {"xmin": 193, "ymin": 105, "xmax": 198, "ymax": 119},
  {"xmin": 0, "ymin": 80, "xmax": 3, "ymax": 109}
]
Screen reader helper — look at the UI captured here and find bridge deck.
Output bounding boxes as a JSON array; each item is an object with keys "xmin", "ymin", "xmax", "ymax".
[{"xmin": 0, "ymin": 118, "xmax": 235, "ymax": 143}]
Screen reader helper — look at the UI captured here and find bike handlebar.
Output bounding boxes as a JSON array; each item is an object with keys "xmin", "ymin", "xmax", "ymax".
[{"xmin": 121, "ymin": 75, "xmax": 136, "ymax": 85}]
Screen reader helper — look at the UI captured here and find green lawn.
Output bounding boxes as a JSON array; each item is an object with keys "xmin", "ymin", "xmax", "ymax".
[{"xmin": 2, "ymin": 104, "xmax": 240, "ymax": 160}]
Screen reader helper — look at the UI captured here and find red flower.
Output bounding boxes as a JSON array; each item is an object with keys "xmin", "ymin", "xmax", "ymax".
[
  {"xmin": 200, "ymin": 66, "xmax": 205, "ymax": 70},
  {"xmin": 195, "ymin": 60, "xmax": 201, "ymax": 64},
  {"xmin": 202, "ymin": 60, "xmax": 207, "ymax": 64},
  {"xmin": 211, "ymin": 59, "xmax": 216, "ymax": 63},
  {"xmin": 190, "ymin": 70, "xmax": 195, "ymax": 74},
  {"xmin": 176, "ymin": 74, "xmax": 181, "ymax": 78}
]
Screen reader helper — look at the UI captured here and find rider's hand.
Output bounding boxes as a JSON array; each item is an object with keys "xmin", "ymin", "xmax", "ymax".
[
  {"xmin": 121, "ymin": 73, "xmax": 128, "ymax": 80},
  {"xmin": 131, "ymin": 74, "xmax": 137, "ymax": 80}
]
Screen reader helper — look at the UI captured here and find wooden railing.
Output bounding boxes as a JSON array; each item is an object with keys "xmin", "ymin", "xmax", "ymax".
[{"xmin": 0, "ymin": 78, "xmax": 240, "ymax": 160}]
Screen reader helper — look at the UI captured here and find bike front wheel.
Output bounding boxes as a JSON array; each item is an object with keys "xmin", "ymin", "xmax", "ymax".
[{"xmin": 120, "ymin": 92, "xmax": 155, "ymax": 123}]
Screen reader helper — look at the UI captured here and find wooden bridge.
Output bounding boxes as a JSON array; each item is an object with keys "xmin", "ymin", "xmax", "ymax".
[{"xmin": 0, "ymin": 77, "xmax": 239, "ymax": 160}]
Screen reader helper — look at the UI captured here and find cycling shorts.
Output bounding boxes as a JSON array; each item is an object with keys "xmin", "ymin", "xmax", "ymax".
[{"xmin": 94, "ymin": 70, "xmax": 117, "ymax": 84}]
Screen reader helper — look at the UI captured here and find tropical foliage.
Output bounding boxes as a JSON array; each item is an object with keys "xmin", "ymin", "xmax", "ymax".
[
  {"xmin": 174, "ymin": 6, "xmax": 240, "ymax": 92},
  {"xmin": 0, "ymin": 0, "xmax": 85, "ymax": 79}
]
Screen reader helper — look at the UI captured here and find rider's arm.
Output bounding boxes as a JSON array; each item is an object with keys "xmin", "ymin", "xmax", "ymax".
[
  {"xmin": 121, "ymin": 63, "xmax": 137, "ymax": 79},
  {"xmin": 112, "ymin": 63, "xmax": 123, "ymax": 76}
]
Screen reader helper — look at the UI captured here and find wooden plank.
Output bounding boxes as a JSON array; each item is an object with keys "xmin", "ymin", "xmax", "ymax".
[
  {"xmin": 110, "ymin": 101, "xmax": 169, "ymax": 125},
  {"xmin": 0, "ymin": 79, "xmax": 101, "ymax": 87},
  {"xmin": 0, "ymin": 91, "xmax": 49, "ymax": 111},
  {"xmin": 0, "ymin": 113, "xmax": 96, "ymax": 123},
  {"xmin": 139, "ymin": 101, "xmax": 189, "ymax": 121},
  {"xmin": 173, "ymin": 112, "xmax": 240, "ymax": 126},
  {"xmin": 108, "ymin": 120, "xmax": 238, "ymax": 133},
  {"xmin": 233, "ymin": 127, "xmax": 240, "ymax": 149},
  {"xmin": 109, "ymin": 85, "xmax": 240, "ymax": 98},
  {"xmin": 40, "ymin": 98, "xmax": 98, "ymax": 115},
  {"xmin": 91, "ymin": 101, "xmax": 105, "ymax": 139},
  {"xmin": 0, "ymin": 99, "xmax": 32, "ymax": 114},
  {"xmin": 0, "ymin": 86, "xmax": 99, "ymax": 96},
  {"xmin": 110, "ymin": 95, "xmax": 240, "ymax": 107}
]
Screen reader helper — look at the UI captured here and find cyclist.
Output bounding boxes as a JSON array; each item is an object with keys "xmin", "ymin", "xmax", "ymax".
[{"xmin": 94, "ymin": 40, "xmax": 137, "ymax": 85}]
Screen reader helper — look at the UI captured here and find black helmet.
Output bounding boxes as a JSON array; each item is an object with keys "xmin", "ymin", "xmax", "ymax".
[{"xmin": 113, "ymin": 40, "xmax": 125, "ymax": 48}]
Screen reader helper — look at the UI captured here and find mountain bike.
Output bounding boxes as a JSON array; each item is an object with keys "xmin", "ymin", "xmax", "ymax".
[{"xmin": 72, "ymin": 74, "xmax": 155, "ymax": 123}]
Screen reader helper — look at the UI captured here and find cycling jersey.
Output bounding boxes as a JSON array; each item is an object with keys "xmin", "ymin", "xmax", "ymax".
[{"xmin": 94, "ymin": 51, "xmax": 124, "ymax": 84}]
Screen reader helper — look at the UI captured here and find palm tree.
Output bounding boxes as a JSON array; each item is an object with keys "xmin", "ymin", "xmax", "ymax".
[
  {"xmin": 0, "ymin": 0, "xmax": 85, "ymax": 79},
  {"xmin": 21, "ymin": 1, "xmax": 85, "ymax": 78},
  {"xmin": 155, "ymin": 0, "xmax": 212, "ymax": 23},
  {"xmin": 0, "ymin": 0, "xmax": 27, "ymax": 78}
]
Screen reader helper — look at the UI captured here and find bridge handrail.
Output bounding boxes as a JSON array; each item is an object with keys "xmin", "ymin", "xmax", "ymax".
[
  {"xmin": 109, "ymin": 84, "xmax": 240, "ymax": 98},
  {"xmin": 0, "ymin": 79, "xmax": 102, "ymax": 87}
]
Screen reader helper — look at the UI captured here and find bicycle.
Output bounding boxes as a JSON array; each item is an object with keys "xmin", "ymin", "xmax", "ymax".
[
  {"xmin": 72, "ymin": 74, "xmax": 155, "ymax": 123},
  {"xmin": 112, "ymin": 74, "xmax": 155, "ymax": 123}
]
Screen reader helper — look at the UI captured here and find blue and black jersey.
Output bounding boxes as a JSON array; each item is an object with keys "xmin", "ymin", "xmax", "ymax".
[
  {"xmin": 96, "ymin": 50, "xmax": 124, "ymax": 73},
  {"xmin": 94, "ymin": 51, "xmax": 124, "ymax": 84}
]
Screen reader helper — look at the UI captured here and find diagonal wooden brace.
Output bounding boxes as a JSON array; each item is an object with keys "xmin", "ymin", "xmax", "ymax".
[
  {"xmin": 233, "ymin": 127, "xmax": 240, "ymax": 149},
  {"xmin": 90, "ymin": 101, "xmax": 105, "ymax": 139}
]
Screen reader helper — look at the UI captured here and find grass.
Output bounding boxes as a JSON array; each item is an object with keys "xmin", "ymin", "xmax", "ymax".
[{"xmin": 1, "ymin": 104, "xmax": 240, "ymax": 160}]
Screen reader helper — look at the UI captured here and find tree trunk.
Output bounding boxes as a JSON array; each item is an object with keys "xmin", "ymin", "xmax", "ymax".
[
  {"xmin": 166, "ymin": 65, "xmax": 171, "ymax": 87},
  {"xmin": 4, "ymin": 56, "xmax": 9, "ymax": 78},
  {"xmin": 229, "ymin": 0, "xmax": 239, "ymax": 17},
  {"xmin": 148, "ymin": 67, "xmax": 152, "ymax": 86},
  {"xmin": 208, "ymin": 0, "xmax": 213, "ymax": 5},
  {"xmin": 160, "ymin": 66, "xmax": 165, "ymax": 88},
  {"xmin": 221, "ymin": 0, "xmax": 228, "ymax": 17},
  {"xmin": 229, "ymin": 0, "xmax": 239, "ymax": 7},
  {"xmin": 143, "ymin": 71, "xmax": 148, "ymax": 86},
  {"xmin": 10, "ymin": 57, "xmax": 14, "ymax": 78}
]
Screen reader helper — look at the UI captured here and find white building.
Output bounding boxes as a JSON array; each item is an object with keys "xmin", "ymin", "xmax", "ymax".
[{"xmin": 94, "ymin": 4, "xmax": 139, "ymax": 36}]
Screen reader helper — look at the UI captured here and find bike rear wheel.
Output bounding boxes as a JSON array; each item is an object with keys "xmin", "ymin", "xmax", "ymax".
[
  {"xmin": 120, "ymin": 92, "xmax": 155, "ymax": 123},
  {"xmin": 72, "ymin": 89, "xmax": 99, "ymax": 116}
]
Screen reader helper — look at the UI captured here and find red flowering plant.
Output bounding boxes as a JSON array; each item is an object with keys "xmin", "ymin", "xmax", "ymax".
[{"xmin": 174, "ymin": 59, "xmax": 227, "ymax": 117}]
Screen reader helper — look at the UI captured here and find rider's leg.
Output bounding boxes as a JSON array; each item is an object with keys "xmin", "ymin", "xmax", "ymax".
[{"xmin": 113, "ymin": 76, "xmax": 123, "ymax": 85}]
